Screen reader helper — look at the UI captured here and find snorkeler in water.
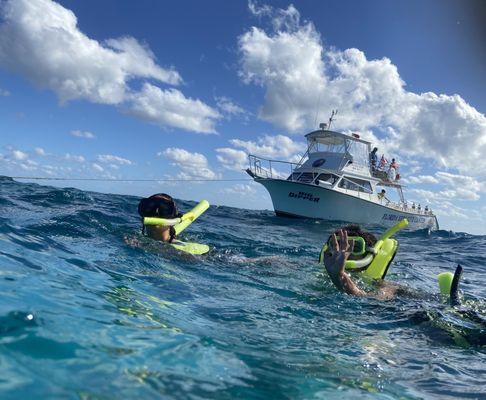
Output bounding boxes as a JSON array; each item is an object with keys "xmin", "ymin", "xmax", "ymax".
[
  {"xmin": 321, "ymin": 225, "xmax": 401, "ymax": 299},
  {"xmin": 137, "ymin": 194, "xmax": 211, "ymax": 255},
  {"xmin": 321, "ymin": 225, "xmax": 485, "ymax": 345},
  {"xmin": 138, "ymin": 193, "xmax": 181, "ymax": 243}
]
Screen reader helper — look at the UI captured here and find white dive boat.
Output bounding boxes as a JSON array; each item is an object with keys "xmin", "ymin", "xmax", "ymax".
[{"xmin": 246, "ymin": 122, "xmax": 439, "ymax": 231}]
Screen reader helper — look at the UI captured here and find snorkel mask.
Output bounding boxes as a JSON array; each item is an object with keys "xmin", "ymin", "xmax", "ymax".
[
  {"xmin": 138, "ymin": 193, "xmax": 179, "ymax": 220},
  {"xmin": 138, "ymin": 193, "xmax": 182, "ymax": 240},
  {"xmin": 319, "ymin": 219, "xmax": 409, "ymax": 279}
]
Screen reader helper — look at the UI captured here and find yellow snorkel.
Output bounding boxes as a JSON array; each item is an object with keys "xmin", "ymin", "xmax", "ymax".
[
  {"xmin": 319, "ymin": 219, "xmax": 409, "ymax": 279},
  {"xmin": 142, "ymin": 200, "xmax": 210, "ymax": 255},
  {"xmin": 143, "ymin": 200, "xmax": 209, "ymax": 234}
]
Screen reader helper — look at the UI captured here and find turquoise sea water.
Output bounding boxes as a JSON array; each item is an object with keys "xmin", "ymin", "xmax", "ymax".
[{"xmin": 0, "ymin": 176, "xmax": 485, "ymax": 399}]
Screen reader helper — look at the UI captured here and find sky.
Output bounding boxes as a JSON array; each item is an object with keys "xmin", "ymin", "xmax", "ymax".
[{"xmin": 0, "ymin": 0, "xmax": 485, "ymax": 234}]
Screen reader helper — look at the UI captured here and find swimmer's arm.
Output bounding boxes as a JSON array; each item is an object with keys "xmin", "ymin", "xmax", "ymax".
[
  {"xmin": 332, "ymin": 271, "xmax": 367, "ymax": 297},
  {"xmin": 324, "ymin": 231, "xmax": 366, "ymax": 296}
]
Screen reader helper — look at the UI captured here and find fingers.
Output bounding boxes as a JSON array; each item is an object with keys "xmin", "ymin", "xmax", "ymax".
[
  {"xmin": 340, "ymin": 229, "xmax": 355, "ymax": 253},
  {"xmin": 340, "ymin": 229, "xmax": 348, "ymax": 252},
  {"xmin": 331, "ymin": 233, "xmax": 339, "ymax": 252}
]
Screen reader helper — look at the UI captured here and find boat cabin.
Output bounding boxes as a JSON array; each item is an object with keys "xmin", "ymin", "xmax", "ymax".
[{"xmin": 297, "ymin": 129, "xmax": 372, "ymax": 177}]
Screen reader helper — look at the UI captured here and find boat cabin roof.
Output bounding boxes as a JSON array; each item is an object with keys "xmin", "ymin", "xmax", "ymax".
[{"xmin": 305, "ymin": 129, "xmax": 371, "ymax": 146}]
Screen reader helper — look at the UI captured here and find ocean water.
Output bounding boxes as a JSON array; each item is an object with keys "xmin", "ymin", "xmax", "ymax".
[{"xmin": 0, "ymin": 176, "xmax": 485, "ymax": 400}]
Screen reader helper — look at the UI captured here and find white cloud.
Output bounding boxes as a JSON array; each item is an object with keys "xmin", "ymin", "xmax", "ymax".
[
  {"xmin": 229, "ymin": 134, "xmax": 305, "ymax": 161},
  {"xmin": 0, "ymin": 0, "xmax": 220, "ymax": 134},
  {"xmin": 12, "ymin": 149, "xmax": 28, "ymax": 160},
  {"xmin": 97, "ymin": 154, "xmax": 132, "ymax": 165},
  {"xmin": 435, "ymin": 172, "xmax": 482, "ymax": 190},
  {"xmin": 70, "ymin": 130, "xmax": 95, "ymax": 139},
  {"xmin": 238, "ymin": 3, "xmax": 486, "ymax": 175},
  {"xmin": 64, "ymin": 153, "xmax": 85, "ymax": 163},
  {"xmin": 411, "ymin": 187, "xmax": 479, "ymax": 202},
  {"xmin": 248, "ymin": 1, "xmax": 301, "ymax": 33},
  {"xmin": 0, "ymin": 87, "xmax": 10, "ymax": 96},
  {"xmin": 128, "ymin": 84, "xmax": 221, "ymax": 134},
  {"xmin": 406, "ymin": 175, "xmax": 439, "ymax": 184},
  {"xmin": 215, "ymin": 148, "xmax": 248, "ymax": 171},
  {"xmin": 161, "ymin": 147, "xmax": 219, "ymax": 180},
  {"xmin": 408, "ymin": 170, "xmax": 485, "ymax": 202},
  {"xmin": 432, "ymin": 201, "xmax": 470, "ymax": 219},
  {"xmin": 0, "ymin": 0, "xmax": 180, "ymax": 104},
  {"xmin": 239, "ymin": 5, "xmax": 325, "ymax": 131},
  {"xmin": 92, "ymin": 163, "xmax": 104, "ymax": 172},
  {"xmin": 215, "ymin": 96, "xmax": 247, "ymax": 119},
  {"xmin": 222, "ymin": 183, "xmax": 256, "ymax": 195},
  {"xmin": 34, "ymin": 147, "xmax": 47, "ymax": 156}
]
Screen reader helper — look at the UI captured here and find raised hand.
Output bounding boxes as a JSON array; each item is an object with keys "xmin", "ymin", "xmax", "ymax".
[{"xmin": 323, "ymin": 229, "xmax": 354, "ymax": 281}]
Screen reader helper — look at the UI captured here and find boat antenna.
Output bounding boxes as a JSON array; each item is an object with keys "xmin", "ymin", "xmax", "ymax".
[
  {"xmin": 328, "ymin": 109, "xmax": 338, "ymax": 130},
  {"xmin": 313, "ymin": 91, "xmax": 322, "ymax": 127}
]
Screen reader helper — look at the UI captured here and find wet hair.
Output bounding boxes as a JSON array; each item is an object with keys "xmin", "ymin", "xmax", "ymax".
[{"xmin": 332, "ymin": 225, "xmax": 377, "ymax": 248}]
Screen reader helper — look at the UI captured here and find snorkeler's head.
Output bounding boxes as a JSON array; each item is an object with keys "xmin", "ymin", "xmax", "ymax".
[
  {"xmin": 138, "ymin": 193, "xmax": 179, "ymax": 241},
  {"xmin": 138, "ymin": 193, "xmax": 178, "ymax": 219}
]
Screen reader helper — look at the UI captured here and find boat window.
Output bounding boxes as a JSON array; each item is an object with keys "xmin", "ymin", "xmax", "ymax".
[
  {"xmin": 339, "ymin": 177, "xmax": 373, "ymax": 193},
  {"xmin": 297, "ymin": 173, "xmax": 317, "ymax": 183},
  {"xmin": 315, "ymin": 173, "xmax": 338, "ymax": 185},
  {"xmin": 287, "ymin": 173, "xmax": 301, "ymax": 181},
  {"xmin": 346, "ymin": 140, "xmax": 370, "ymax": 168},
  {"xmin": 315, "ymin": 142, "xmax": 346, "ymax": 154}
]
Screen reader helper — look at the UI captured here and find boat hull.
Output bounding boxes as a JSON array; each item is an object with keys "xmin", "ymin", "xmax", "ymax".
[{"xmin": 256, "ymin": 178, "xmax": 439, "ymax": 230}]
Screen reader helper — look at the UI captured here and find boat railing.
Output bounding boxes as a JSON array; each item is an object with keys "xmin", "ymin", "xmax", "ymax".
[
  {"xmin": 382, "ymin": 201, "xmax": 435, "ymax": 216},
  {"xmin": 248, "ymin": 154, "xmax": 301, "ymax": 179},
  {"xmin": 249, "ymin": 154, "xmax": 377, "ymax": 192}
]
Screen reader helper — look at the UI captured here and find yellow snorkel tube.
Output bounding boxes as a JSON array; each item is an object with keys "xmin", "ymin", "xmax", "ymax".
[
  {"xmin": 143, "ymin": 200, "xmax": 209, "ymax": 234},
  {"xmin": 319, "ymin": 219, "xmax": 409, "ymax": 280}
]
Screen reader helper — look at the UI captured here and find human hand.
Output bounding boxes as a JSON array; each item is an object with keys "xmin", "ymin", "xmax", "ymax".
[{"xmin": 323, "ymin": 229, "xmax": 354, "ymax": 280}]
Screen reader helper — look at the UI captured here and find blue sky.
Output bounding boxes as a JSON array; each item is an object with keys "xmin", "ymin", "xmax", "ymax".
[{"xmin": 0, "ymin": 0, "xmax": 485, "ymax": 234}]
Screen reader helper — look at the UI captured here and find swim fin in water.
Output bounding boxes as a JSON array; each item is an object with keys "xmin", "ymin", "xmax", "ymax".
[
  {"xmin": 438, "ymin": 264, "xmax": 463, "ymax": 306},
  {"xmin": 438, "ymin": 265, "xmax": 485, "ymax": 344}
]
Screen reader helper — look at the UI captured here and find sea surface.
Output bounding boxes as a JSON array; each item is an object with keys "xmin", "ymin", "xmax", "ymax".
[{"xmin": 0, "ymin": 176, "xmax": 485, "ymax": 399}]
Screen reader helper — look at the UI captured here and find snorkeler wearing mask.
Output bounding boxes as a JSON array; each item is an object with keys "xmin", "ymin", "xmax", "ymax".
[
  {"xmin": 320, "ymin": 222, "xmax": 485, "ymax": 345},
  {"xmin": 138, "ymin": 193, "xmax": 181, "ymax": 243},
  {"xmin": 137, "ymin": 194, "xmax": 211, "ymax": 255},
  {"xmin": 319, "ymin": 221, "xmax": 406, "ymax": 299}
]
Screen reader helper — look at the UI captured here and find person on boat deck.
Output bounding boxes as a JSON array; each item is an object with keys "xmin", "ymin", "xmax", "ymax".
[
  {"xmin": 387, "ymin": 158, "xmax": 398, "ymax": 180},
  {"xmin": 370, "ymin": 147, "xmax": 378, "ymax": 169},
  {"xmin": 377, "ymin": 189, "xmax": 386, "ymax": 201},
  {"xmin": 138, "ymin": 193, "xmax": 181, "ymax": 243},
  {"xmin": 378, "ymin": 155, "xmax": 387, "ymax": 170},
  {"xmin": 322, "ymin": 226, "xmax": 401, "ymax": 299}
]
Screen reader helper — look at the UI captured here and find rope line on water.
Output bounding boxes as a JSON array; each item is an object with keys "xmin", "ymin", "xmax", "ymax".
[{"xmin": 7, "ymin": 176, "xmax": 253, "ymax": 183}]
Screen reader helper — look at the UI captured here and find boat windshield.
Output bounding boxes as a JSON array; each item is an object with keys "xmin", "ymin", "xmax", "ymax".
[
  {"xmin": 310, "ymin": 136, "xmax": 369, "ymax": 168},
  {"xmin": 314, "ymin": 141, "xmax": 346, "ymax": 153},
  {"xmin": 347, "ymin": 140, "xmax": 370, "ymax": 168}
]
